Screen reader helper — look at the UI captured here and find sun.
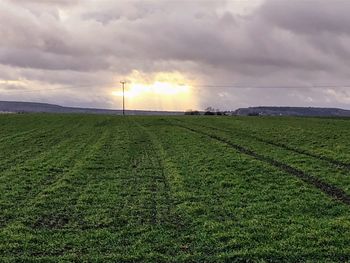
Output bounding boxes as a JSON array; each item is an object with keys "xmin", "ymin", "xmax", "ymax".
[{"xmin": 112, "ymin": 71, "xmax": 198, "ymax": 111}]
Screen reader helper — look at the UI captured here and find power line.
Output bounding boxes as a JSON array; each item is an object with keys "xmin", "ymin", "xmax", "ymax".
[
  {"xmin": 194, "ymin": 84, "xmax": 350, "ymax": 89},
  {"xmin": 2, "ymin": 84, "xmax": 350, "ymax": 94},
  {"xmin": 0, "ymin": 87, "xmax": 74, "ymax": 93},
  {"xmin": 0, "ymin": 85, "xmax": 97, "ymax": 93}
]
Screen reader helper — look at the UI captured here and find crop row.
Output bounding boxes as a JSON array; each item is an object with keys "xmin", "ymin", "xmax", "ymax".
[
  {"xmin": 181, "ymin": 116, "xmax": 350, "ymax": 164},
  {"xmin": 172, "ymin": 120, "xmax": 350, "ymax": 206},
  {"xmin": 1, "ymin": 115, "xmax": 350, "ymax": 261},
  {"xmin": 173, "ymin": 118, "xmax": 350, "ymax": 197}
]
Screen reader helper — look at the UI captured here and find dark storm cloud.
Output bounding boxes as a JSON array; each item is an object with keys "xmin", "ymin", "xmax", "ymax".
[{"xmin": 0, "ymin": 0, "xmax": 350, "ymax": 109}]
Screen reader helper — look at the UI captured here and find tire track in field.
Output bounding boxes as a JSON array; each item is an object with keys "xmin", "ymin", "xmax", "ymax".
[
  {"xmin": 22, "ymin": 129, "xmax": 110, "ymax": 230},
  {"xmin": 145, "ymin": 133, "xmax": 172, "ymax": 224},
  {"xmin": 66, "ymin": 120, "xmax": 163, "ymax": 229},
  {"xmin": 135, "ymin": 122, "xmax": 173, "ymax": 225},
  {"xmin": 0, "ymin": 122, "xmax": 84, "ymax": 174},
  {"xmin": 0, "ymin": 128, "xmax": 39, "ymax": 144},
  {"xmin": 128, "ymin": 120, "xmax": 170, "ymax": 225},
  {"xmin": 0, "ymin": 120, "xmax": 71, "ymax": 149},
  {"xmin": 174, "ymin": 123, "xmax": 350, "ymax": 206},
  {"xmin": 176, "ymin": 119, "xmax": 350, "ymax": 171},
  {"xmin": 134, "ymin": 121, "xmax": 192, "ymax": 254},
  {"xmin": 147, "ymin": 142, "xmax": 171, "ymax": 226},
  {"xmin": 0, "ymin": 125, "xmax": 107, "ymax": 229},
  {"xmin": 121, "ymin": 121, "xmax": 156, "ymax": 226}
]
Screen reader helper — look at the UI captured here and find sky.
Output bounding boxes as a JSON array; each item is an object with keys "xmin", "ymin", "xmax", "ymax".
[{"xmin": 1, "ymin": 0, "xmax": 350, "ymax": 111}]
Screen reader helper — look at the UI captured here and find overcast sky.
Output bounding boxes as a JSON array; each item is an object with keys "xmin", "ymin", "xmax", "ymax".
[{"xmin": 1, "ymin": 0, "xmax": 350, "ymax": 110}]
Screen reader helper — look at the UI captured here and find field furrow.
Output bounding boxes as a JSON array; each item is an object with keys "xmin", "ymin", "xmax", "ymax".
[
  {"xmin": 180, "ymin": 117, "xmax": 350, "ymax": 164},
  {"xmin": 181, "ymin": 119, "xmax": 350, "ymax": 170},
  {"xmin": 173, "ymin": 123, "xmax": 350, "ymax": 206},
  {"xmin": 1, "ymin": 115, "xmax": 349, "ymax": 262},
  {"xmin": 140, "ymin": 119, "xmax": 350, "ymax": 261},
  {"xmin": 173, "ymin": 119, "xmax": 350, "ymax": 194},
  {"xmin": 0, "ymin": 121, "xmax": 84, "ymax": 173},
  {"xmin": 0, "ymin": 119, "xmax": 107, "ymax": 227}
]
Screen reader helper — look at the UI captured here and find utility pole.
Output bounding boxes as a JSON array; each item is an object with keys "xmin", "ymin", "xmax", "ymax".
[{"xmin": 120, "ymin": 81, "xmax": 126, "ymax": 116}]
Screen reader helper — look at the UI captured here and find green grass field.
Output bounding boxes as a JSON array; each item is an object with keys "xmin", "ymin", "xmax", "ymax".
[{"xmin": 0, "ymin": 114, "xmax": 349, "ymax": 262}]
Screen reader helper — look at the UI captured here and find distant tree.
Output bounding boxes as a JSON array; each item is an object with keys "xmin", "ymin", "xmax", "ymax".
[
  {"xmin": 248, "ymin": 112, "xmax": 260, "ymax": 116},
  {"xmin": 204, "ymin": 107, "xmax": 227, "ymax": 116},
  {"xmin": 204, "ymin": 107, "xmax": 216, "ymax": 115},
  {"xmin": 185, "ymin": 110, "xmax": 201, "ymax": 115}
]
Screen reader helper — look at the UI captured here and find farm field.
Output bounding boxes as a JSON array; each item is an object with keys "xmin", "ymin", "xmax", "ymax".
[{"xmin": 0, "ymin": 114, "xmax": 350, "ymax": 262}]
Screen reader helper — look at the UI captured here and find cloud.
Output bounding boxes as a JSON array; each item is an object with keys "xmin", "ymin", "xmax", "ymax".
[
  {"xmin": 260, "ymin": 0, "xmax": 350, "ymax": 35},
  {"xmin": 0, "ymin": 0, "xmax": 350, "ymax": 110}
]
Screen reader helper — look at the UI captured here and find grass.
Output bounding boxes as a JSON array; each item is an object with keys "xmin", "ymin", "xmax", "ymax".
[{"xmin": 0, "ymin": 114, "xmax": 349, "ymax": 262}]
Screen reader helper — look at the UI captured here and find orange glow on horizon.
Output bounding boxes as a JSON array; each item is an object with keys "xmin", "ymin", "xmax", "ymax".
[{"xmin": 112, "ymin": 71, "xmax": 198, "ymax": 111}]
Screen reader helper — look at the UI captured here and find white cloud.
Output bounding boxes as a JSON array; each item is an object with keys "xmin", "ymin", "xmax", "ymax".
[{"xmin": 0, "ymin": 0, "xmax": 350, "ymax": 110}]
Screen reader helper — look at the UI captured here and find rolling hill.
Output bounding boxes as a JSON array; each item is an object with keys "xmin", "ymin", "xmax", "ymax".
[{"xmin": 0, "ymin": 101, "xmax": 182, "ymax": 115}]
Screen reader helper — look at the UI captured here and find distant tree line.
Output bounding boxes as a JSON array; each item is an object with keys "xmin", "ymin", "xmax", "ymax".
[
  {"xmin": 185, "ymin": 107, "xmax": 229, "ymax": 116},
  {"xmin": 184, "ymin": 110, "xmax": 201, "ymax": 115}
]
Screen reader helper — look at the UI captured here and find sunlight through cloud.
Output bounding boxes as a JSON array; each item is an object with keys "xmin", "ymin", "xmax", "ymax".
[{"xmin": 112, "ymin": 71, "xmax": 198, "ymax": 111}]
